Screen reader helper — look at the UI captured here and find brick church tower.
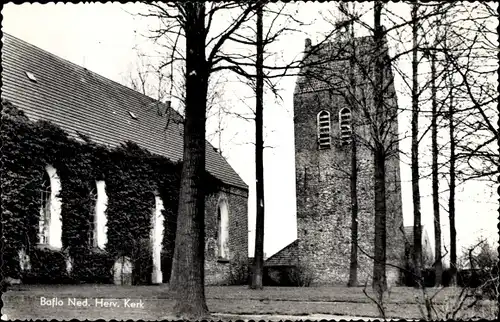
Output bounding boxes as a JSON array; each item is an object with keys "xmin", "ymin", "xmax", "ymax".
[{"xmin": 292, "ymin": 24, "xmax": 405, "ymax": 285}]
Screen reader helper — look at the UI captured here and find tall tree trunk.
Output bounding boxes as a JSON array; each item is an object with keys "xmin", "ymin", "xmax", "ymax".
[
  {"xmin": 448, "ymin": 74, "xmax": 457, "ymax": 286},
  {"xmin": 348, "ymin": 132, "xmax": 359, "ymax": 287},
  {"xmin": 411, "ymin": 0, "xmax": 423, "ymax": 287},
  {"xmin": 372, "ymin": 0, "xmax": 387, "ymax": 299},
  {"xmin": 251, "ymin": 3, "xmax": 265, "ymax": 290},
  {"xmin": 170, "ymin": 3, "xmax": 210, "ymax": 318},
  {"xmin": 373, "ymin": 143, "xmax": 387, "ymax": 297},
  {"xmin": 347, "ymin": 24, "xmax": 358, "ymax": 287},
  {"xmin": 430, "ymin": 51, "xmax": 443, "ymax": 286}
]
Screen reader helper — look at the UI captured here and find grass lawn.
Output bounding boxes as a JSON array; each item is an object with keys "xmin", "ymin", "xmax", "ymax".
[{"xmin": 2, "ymin": 284, "xmax": 496, "ymax": 320}]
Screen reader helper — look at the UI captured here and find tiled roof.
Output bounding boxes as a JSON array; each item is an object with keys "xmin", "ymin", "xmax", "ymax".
[
  {"xmin": 264, "ymin": 239, "xmax": 299, "ymax": 266},
  {"xmin": 1, "ymin": 33, "xmax": 247, "ymax": 190}
]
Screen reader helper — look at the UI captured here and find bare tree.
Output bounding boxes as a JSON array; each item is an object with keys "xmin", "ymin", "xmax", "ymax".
[
  {"xmin": 203, "ymin": 1, "xmax": 309, "ymax": 289},
  {"xmin": 428, "ymin": 3, "xmax": 498, "ymax": 285},
  {"xmin": 251, "ymin": 1, "xmax": 265, "ymax": 290},
  {"xmin": 138, "ymin": 2, "xmax": 261, "ymax": 317},
  {"xmin": 447, "ymin": 3, "xmax": 498, "ymax": 183},
  {"xmin": 428, "ymin": 48, "xmax": 443, "ymax": 286},
  {"xmin": 371, "ymin": 0, "xmax": 389, "ymax": 298},
  {"xmin": 410, "ymin": 0, "xmax": 423, "ymax": 287}
]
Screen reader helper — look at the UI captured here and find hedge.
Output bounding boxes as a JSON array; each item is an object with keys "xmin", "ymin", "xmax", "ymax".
[{"xmin": 403, "ymin": 266, "xmax": 498, "ymax": 297}]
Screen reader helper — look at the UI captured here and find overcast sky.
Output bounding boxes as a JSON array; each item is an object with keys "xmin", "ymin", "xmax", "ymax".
[{"xmin": 2, "ymin": 2, "xmax": 497, "ymax": 263}]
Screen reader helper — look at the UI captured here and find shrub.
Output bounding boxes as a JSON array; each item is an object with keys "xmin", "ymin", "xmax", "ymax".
[
  {"xmin": 261, "ymin": 264, "xmax": 316, "ymax": 287},
  {"xmin": 457, "ymin": 268, "xmax": 498, "ymax": 301},
  {"xmin": 263, "ymin": 267, "xmax": 283, "ymax": 286},
  {"xmin": 71, "ymin": 249, "xmax": 113, "ymax": 284},
  {"xmin": 2, "ymin": 247, "xmax": 22, "ymax": 280},
  {"xmin": 263, "ymin": 266, "xmax": 293, "ymax": 286},
  {"xmin": 161, "ymin": 250, "xmax": 174, "ymax": 283},
  {"xmin": 161, "ymin": 251, "xmax": 173, "ymax": 283},
  {"xmin": 130, "ymin": 238, "xmax": 153, "ymax": 285},
  {"xmin": 287, "ymin": 262, "xmax": 315, "ymax": 287},
  {"xmin": 478, "ymin": 269, "xmax": 498, "ymax": 301},
  {"xmin": 22, "ymin": 247, "xmax": 73, "ymax": 284},
  {"xmin": 421, "ymin": 268, "xmax": 436, "ymax": 287},
  {"xmin": 402, "ymin": 267, "xmax": 455, "ymax": 287},
  {"xmin": 431, "ymin": 286, "xmax": 498, "ymax": 320},
  {"xmin": 228, "ymin": 253, "xmax": 249, "ymax": 285}
]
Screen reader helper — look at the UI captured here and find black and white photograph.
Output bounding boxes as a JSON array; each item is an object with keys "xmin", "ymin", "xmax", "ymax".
[{"xmin": 1, "ymin": 1, "xmax": 498, "ymax": 320}]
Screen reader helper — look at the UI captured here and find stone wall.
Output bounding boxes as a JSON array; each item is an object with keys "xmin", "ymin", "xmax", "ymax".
[{"xmin": 204, "ymin": 186, "xmax": 248, "ymax": 285}]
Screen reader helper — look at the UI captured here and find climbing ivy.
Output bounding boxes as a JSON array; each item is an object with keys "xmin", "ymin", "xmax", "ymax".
[{"xmin": 1, "ymin": 99, "xmax": 222, "ymax": 283}]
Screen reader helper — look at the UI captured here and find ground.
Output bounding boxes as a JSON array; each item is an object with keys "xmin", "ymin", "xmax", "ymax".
[{"xmin": 2, "ymin": 284, "xmax": 496, "ymax": 320}]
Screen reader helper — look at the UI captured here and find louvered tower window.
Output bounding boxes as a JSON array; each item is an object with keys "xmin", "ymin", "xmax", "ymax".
[
  {"xmin": 317, "ymin": 110, "xmax": 331, "ymax": 150},
  {"xmin": 339, "ymin": 108, "xmax": 352, "ymax": 145}
]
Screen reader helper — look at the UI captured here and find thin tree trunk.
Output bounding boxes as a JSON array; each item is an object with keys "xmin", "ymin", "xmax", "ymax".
[
  {"xmin": 372, "ymin": 0, "xmax": 387, "ymax": 299},
  {"xmin": 170, "ymin": 3, "xmax": 210, "ymax": 318},
  {"xmin": 411, "ymin": 0, "xmax": 423, "ymax": 287},
  {"xmin": 348, "ymin": 132, "xmax": 359, "ymax": 287},
  {"xmin": 347, "ymin": 24, "xmax": 358, "ymax": 287},
  {"xmin": 373, "ymin": 143, "xmax": 387, "ymax": 297},
  {"xmin": 448, "ymin": 74, "xmax": 457, "ymax": 286},
  {"xmin": 430, "ymin": 51, "xmax": 443, "ymax": 286},
  {"xmin": 251, "ymin": 3, "xmax": 265, "ymax": 290}
]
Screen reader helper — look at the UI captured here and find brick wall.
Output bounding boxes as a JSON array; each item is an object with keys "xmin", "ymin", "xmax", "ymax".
[
  {"xmin": 265, "ymin": 240, "xmax": 299, "ymax": 267},
  {"xmin": 204, "ymin": 186, "xmax": 248, "ymax": 285}
]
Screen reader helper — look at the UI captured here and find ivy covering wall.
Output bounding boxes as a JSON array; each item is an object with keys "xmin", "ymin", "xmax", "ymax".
[{"xmin": 1, "ymin": 99, "xmax": 221, "ymax": 284}]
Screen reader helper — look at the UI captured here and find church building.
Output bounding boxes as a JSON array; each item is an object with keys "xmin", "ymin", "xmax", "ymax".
[{"xmin": 1, "ymin": 33, "xmax": 248, "ymax": 286}]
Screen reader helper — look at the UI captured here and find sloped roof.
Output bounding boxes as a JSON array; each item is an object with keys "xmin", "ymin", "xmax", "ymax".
[
  {"xmin": 264, "ymin": 239, "xmax": 299, "ymax": 266},
  {"xmin": 1, "ymin": 33, "xmax": 247, "ymax": 190},
  {"xmin": 403, "ymin": 226, "xmax": 430, "ymax": 246},
  {"xmin": 404, "ymin": 226, "xmax": 414, "ymax": 244}
]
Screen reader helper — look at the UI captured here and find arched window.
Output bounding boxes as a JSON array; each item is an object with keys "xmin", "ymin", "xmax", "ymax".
[
  {"xmin": 216, "ymin": 197, "xmax": 229, "ymax": 260},
  {"xmin": 339, "ymin": 107, "xmax": 352, "ymax": 145},
  {"xmin": 317, "ymin": 110, "xmax": 331, "ymax": 150},
  {"xmin": 39, "ymin": 165, "xmax": 62, "ymax": 249},
  {"xmin": 94, "ymin": 180, "xmax": 108, "ymax": 249},
  {"xmin": 151, "ymin": 191, "xmax": 165, "ymax": 284},
  {"xmin": 38, "ymin": 171, "xmax": 51, "ymax": 244},
  {"xmin": 88, "ymin": 182, "xmax": 98, "ymax": 248}
]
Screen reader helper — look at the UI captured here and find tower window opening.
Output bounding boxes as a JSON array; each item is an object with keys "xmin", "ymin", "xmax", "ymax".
[
  {"xmin": 317, "ymin": 110, "xmax": 331, "ymax": 150},
  {"xmin": 339, "ymin": 108, "xmax": 352, "ymax": 145}
]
